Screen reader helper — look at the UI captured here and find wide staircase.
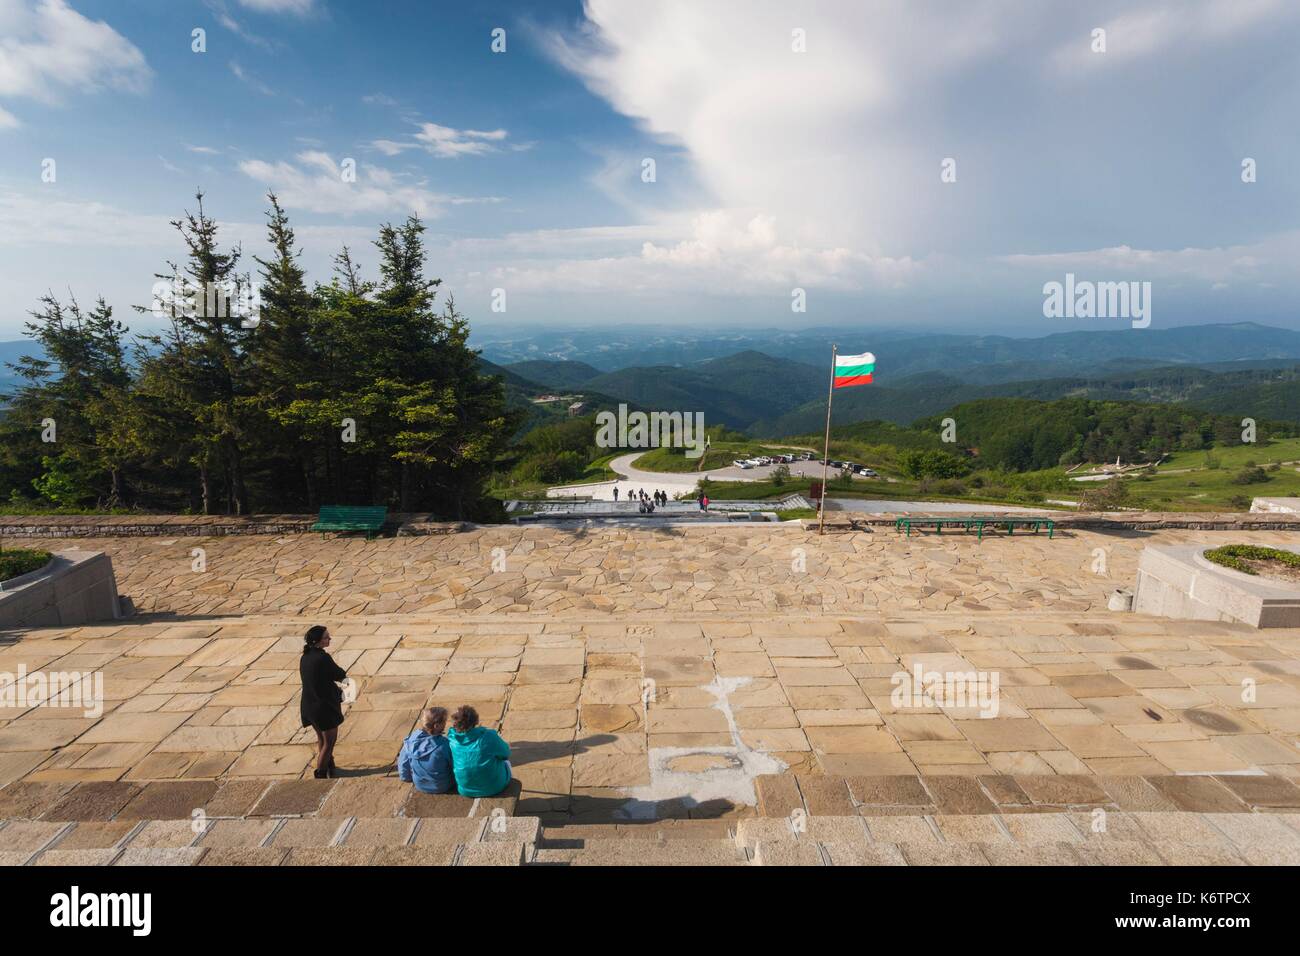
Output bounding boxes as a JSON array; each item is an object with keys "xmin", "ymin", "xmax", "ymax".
[{"xmin": 2, "ymin": 772, "xmax": 1298, "ymax": 866}]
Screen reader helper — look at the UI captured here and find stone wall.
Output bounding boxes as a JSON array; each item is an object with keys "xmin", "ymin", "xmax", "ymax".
[
  {"xmin": 1133, "ymin": 544, "xmax": 1300, "ymax": 628},
  {"xmin": 0, "ymin": 551, "xmax": 122, "ymax": 629},
  {"xmin": 811, "ymin": 511, "xmax": 1300, "ymax": 533},
  {"xmin": 0, "ymin": 514, "xmax": 467, "ymax": 538}
]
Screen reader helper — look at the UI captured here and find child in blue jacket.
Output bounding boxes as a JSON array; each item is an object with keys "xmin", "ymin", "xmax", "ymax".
[
  {"xmin": 447, "ymin": 705, "xmax": 512, "ymax": 797},
  {"xmin": 397, "ymin": 707, "xmax": 455, "ymax": 794}
]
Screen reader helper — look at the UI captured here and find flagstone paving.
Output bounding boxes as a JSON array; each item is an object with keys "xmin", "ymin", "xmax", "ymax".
[
  {"xmin": 13, "ymin": 525, "xmax": 1300, "ymax": 618},
  {"xmin": 3, "ymin": 525, "xmax": 1300, "ymax": 863},
  {"xmin": 2, "ymin": 608, "xmax": 1299, "ymax": 804}
]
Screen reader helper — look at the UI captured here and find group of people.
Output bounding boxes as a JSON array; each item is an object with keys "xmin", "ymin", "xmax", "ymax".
[
  {"xmin": 299, "ymin": 625, "xmax": 512, "ymax": 796},
  {"xmin": 612, "ymin": 486, "xmax": 670, "ymax": 511}
]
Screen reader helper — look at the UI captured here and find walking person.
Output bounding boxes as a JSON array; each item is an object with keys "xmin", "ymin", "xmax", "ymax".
[
  {"xmin": 447, "ymin": 705, "xmax": 513, "ymax": 797},
  {"xmin": 612, "ymin": 486, "xmax": 619, "ymax": 502},
  {"xmin": 300, "ymin": 625, "xmax": 347, "ymax": 778}
]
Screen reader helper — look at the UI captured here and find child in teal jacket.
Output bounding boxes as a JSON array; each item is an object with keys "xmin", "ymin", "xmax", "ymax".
[{"xmin": 447, "ymin": 705, "xmax": 512, "ymax": 797}]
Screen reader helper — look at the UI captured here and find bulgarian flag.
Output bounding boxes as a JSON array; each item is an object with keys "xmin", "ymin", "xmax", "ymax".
[{"xmin": 833, "ymin": 351, "xmax": 875, "ymax": 388}]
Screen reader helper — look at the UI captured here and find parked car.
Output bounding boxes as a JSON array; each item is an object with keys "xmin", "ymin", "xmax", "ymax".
[
  {"xmin": 855, "ymin": 466, "xmax": 877, "ymax": 477},
  {"xmin": 733, "ymin": 459, "xmax": 753, "ymax": 469},
  {"xmin": 798, "ymin": 452, "xmax": 813, "ymax": 461}
]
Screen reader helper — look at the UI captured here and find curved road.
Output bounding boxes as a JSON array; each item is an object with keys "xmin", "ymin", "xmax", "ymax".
[{"xmin": 547, "ymin": 452, "xmax": 752, "ymax": 501}]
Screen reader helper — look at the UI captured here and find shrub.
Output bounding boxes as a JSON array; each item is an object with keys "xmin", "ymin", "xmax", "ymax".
[
  {"xmin": 0, "ymin": 548, "xmax": 52, "ymax": 583},
  {"xmin": 1078, "ymin": 478, "xmax": 1130, "ymax": 511},
  {"xmin": 1229, "ymin": 466, "xmax": 1268, "ymax": 485},
  {"xmin": 898, "ymin": 450, "xmax": 971, "ymax": 480},
  {"xmin": 1204, "ymin": 544, "xmax": 1300, "ymax": 576}
]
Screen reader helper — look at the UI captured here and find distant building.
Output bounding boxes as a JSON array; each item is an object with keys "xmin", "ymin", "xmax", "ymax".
[{"xmin": 568, "ymin": 401, "xmax": 587, "ymax": 416}]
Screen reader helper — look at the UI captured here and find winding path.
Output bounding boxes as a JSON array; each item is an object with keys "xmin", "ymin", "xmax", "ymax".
[{"xmin": 547, "ymin": 452, "xmax": 751, "ymax": 501}]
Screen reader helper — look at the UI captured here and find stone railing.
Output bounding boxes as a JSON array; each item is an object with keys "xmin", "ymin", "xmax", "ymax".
[
  {"xmin": 806, "ymin": 510, "xmax": 1300, "ymax": 533},
  {"xmin": 0, "ymin": 514, "xmax": 469, "ymax": 539},
  {"xmin": 0, "ymin": 550, "xmax": 121, "ymax": 628}
]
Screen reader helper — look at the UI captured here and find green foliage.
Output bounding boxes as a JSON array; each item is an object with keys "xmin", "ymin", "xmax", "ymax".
[
  {"xmin": 1204, "ymin": 544, "xmax": 1300, "ymax": 575},
  {"xmin": 899, "ymin": 449, "xmax": 971, "ymax": 480},
  {"xmin": 0, "ymin": 548, "xmax": 52, "ymax": 582},
  {"xmin": 30, "ymin": 454, "xmax": 94, "ymax": 507},
  {"xmin": 913, "ymin": 398, "xmax": 1263, "ymax": 473},
  {"xmin": 0, "ymin": 193, "xmax": 517, "ymax": 519},
  {"xmin": 1078, "ymin": 478, "xmax": 1131, "ymax": 511},
  {"xmin": 1230, "ymin": 466, "xmax": 1269, "ymax": 485},
  {"xmin": 770, "ymin": 463, "xmax": 791, "ymax": 487}
]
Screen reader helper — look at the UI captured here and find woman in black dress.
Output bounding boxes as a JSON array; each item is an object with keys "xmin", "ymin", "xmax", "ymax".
[{"xmin": 300, "ymin": 625, "xmax": 347, "ymax": 778}]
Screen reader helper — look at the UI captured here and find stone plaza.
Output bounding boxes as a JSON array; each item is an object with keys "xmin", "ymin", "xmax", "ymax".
[{"xmin": 1, "ymin": 520, "xmax": 1299, "ymax": 865}]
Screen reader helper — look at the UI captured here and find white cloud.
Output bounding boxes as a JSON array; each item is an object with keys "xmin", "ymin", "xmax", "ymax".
[
  {"xmin": 1051, "ymin": 0, "xmax": 1289, "ymax": 69},
  {"xmin": 0, "ymin": 0, "xmax": 150, "ymax": 126},
  {"xmin": 449, "ymin": 209, "xmax": 919, "ymax": 297},
  {"xmin": 238, "ymin": 150, "xmax": 500, "ymax": 218},
  {"xmin": 235, "ymin": 0, "xmax": 314, "ymax": 14},
  {"xmin": 543, "ymin": 0, "xmax": 1300, "ymax": 278},
  {"xmin": 370, "ymin": 122, "xmax": 513, "ymax": 159},
  {"xmin": 228, "ymin": 60, "xmax": 277, "ymax": 97},
  {"xmin": 999, "ymin": 233, "xmax": 1300, "ymax": 284},
  {"xmin": 0, "ymin": 189, "xmax": 169, "ymax": 246}
]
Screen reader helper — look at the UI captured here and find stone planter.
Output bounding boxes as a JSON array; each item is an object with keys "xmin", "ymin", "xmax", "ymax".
[
  {"xmin": 1132, "ymin": 544, "xmax": 1300, "ymax": 628},
  {"xmin": 0, "ymin": 550, "xmax": 122, "ymax": 629}
]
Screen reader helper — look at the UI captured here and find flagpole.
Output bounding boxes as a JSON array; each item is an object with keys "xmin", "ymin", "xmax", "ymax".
[{"xmin": 818, "ymin": 344, "xmax": 836, "ymax": 535}]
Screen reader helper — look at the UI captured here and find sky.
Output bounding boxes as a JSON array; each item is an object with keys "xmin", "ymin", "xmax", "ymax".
[{"xmin": 1, "ymin": 0, "xmax": 1298, "ymax": 341}]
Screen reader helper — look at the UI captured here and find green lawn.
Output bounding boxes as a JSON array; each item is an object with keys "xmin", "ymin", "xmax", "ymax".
[
  {"xmin": 631, "ymin": 441, "xmax": 808, "ymax": 473},
  {"xmin": 1078, "ymin": 437, "xmax": 1300, "ymax": 512}
]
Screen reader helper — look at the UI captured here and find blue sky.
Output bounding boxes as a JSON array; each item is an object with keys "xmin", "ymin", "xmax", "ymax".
[{"xmin": 2, "ymin": 0, "xmax": 1299, "ymax": 340}]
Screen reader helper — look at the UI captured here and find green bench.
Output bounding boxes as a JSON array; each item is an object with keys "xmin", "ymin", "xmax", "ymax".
[
  {"xmin": 311, "ymin": 505, "xmax": 388, "ymax": 539},
  {"xmin": 895, "ymin": 515, "xmax": 1054, "ymax": 540}
]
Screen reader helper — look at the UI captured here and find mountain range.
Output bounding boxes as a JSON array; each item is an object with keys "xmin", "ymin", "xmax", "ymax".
[
  {"xmin": 496, "ymin": 323, "xmax": 1300, "ymax": 433},
  {"xmin": 8, "ymin": 322, "xmax": 1300, "ymax": 436}
]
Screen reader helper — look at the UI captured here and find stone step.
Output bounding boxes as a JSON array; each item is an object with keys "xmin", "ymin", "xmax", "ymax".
[
  {"xmin": 0, "ymin": 811, "xmax": 541, "ymax": 866},
  {"xmin": 539, "ymin": 819, "xmax": 734, "ymax": 847},
  {"xmin": 0, "ymin": 777, "xmax": 520, "ymax": 823},
  {"xmin": 537, "ymin": 838, "xmax": 749, "ymax": 866}
]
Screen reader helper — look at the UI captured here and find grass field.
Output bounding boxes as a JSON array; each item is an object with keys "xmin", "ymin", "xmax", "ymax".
[
  {"xmin": 489, "ymin": 453, "xmax": 620, "ymax": 500},
  {"xmin": 1081, "ymin": 437, "xmax": 1300, "ymax": 511},
  {"xmin": 632, "ymin": 441, "xmax": 811, "ymax": 473}
]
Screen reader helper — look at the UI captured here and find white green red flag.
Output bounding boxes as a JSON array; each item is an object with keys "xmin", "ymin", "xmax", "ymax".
[{"xmin": 833, "ymin": 351, "xmax": 875, "ymax": 388}]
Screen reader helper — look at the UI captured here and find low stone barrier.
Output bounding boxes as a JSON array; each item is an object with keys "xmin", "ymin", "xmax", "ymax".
[
  {"xmin": 1134, "ymin": 544, "xmax": 1300, "ymax": 627},
  {"xmin": 0, "ymin": 550, "xmax": 122, "ymax": 628},
  {"xmin": 0, "ymin": 514, "xmax": 468, "ymax": 538},
  {"xmin": 806, "ymin": 511, "xmax": 1300, "ymax": 533}
]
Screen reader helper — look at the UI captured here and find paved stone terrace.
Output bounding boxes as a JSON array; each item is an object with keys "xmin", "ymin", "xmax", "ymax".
[
  {"xmin": 10, "ymin": 526, "xmax": 1300, "ymax": 617},
  {"xmin": 1, "ymin": 773, "xmax": 1298, "ymax": 865},
  {"xmin": 2, "ymin": 609, "xmax": 1299, "ymax": 818},
  {"xmin": 4, "ymin": 525, "xmax": 1300, "ymax": 864}
]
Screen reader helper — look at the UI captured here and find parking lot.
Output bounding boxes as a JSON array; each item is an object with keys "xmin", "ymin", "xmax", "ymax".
[{"xmin": 714, "ymin": 453, "xmax": 887, "ymax": 483}]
